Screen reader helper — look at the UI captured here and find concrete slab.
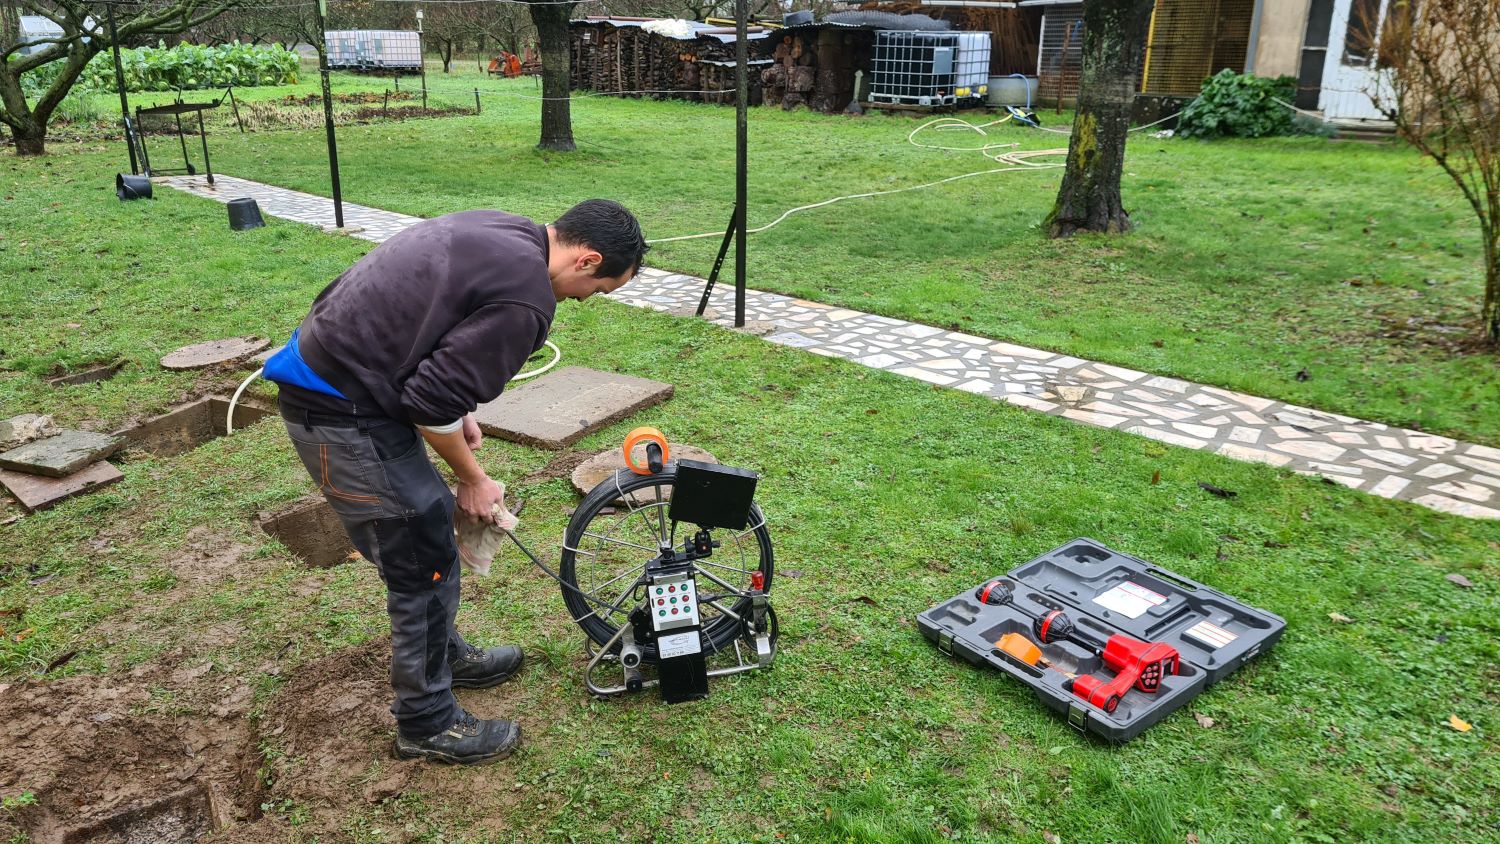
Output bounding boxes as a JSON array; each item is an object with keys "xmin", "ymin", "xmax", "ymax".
[
  {"xmin": 0, "ymin": 462, "xmax": 123, "ymax": 511},
  {"xmin": 0, "ymin": 431, "xmax": 123, "ymax": 478},
  {"xmin": 472, "ymin": 366, "xmax": 674, "ymax": 450},
  {"xmin": 46, "ymin": 360, "xmax": 124, "ymax": 387},
  {"xmin": 0, "ymin": 414, "xmax": 58, "ymax": 450},
  {"xmin": 570, "ymin": 443, "xmax": 719, "ymax": 500},
  {"xmin": 160, "ymin": 336, "xmax": 270, "ymax": 370}
]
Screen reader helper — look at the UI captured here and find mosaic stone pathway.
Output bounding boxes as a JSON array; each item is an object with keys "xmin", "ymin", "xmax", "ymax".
[{"xmin": 159, "ymin": 174, "xmax": 1500, "ymax": 520}]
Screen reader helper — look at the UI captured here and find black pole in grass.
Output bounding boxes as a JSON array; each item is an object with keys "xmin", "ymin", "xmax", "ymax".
[
  {"xmin": 106, "ymin": 5, "xmax": 139, "ymax": 175},
  {"xmin": 733, "ymin": 0, "xmax": 748, "ymax": 327},
  {"xmin": 314, "ymin": 0, "xmax": 345, "ymax": 228}
]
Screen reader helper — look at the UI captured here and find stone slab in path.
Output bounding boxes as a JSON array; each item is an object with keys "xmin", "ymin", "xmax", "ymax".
[
  {"xmin": 0, "ymin": 431, "xmax": 123, "ymax": 478},
  {"xmin": 0, "ymin": 462, "xmax": 123, "ymax": 512},
  {"xmin": 472, "ymin": 367, "xmax": 674, "ymax": 450},
  {"xmin": 160, "ymin": 336, "xmax": 270, "ymax": 370}
]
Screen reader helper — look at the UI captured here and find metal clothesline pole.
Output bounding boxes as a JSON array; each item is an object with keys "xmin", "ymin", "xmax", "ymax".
[
  {"xmin": 733, "ymin": 0, "xmax": 748, "ymax": 328},
  {"xmin": 313, "ymin": 0, "xmax": 345, "ymax": 228}
]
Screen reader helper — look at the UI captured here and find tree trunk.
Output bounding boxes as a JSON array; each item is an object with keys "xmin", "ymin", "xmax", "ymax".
[
  {"xmin": 9, "ymin": 121, "xmax": 46, "ymax": 156},
  {"xmin": 441, "ymin": 40, "xmax": 453, "ymax": 73},
  {"xmin": 528, "ymin": 0, "xmax": 576, "ymax": 152},
  {"xmin": 1045, "ymin": 0, "xmax": 1156, "ymax": 237}
]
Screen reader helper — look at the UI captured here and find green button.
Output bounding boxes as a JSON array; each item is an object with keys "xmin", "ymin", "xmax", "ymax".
[
  {"xmin": 670, "ymin": 597, "xmax": 677, "ymax": 604},
  {"xmin": 659, "ymin": 610, "xmax": 666, "ymax": 616},
  {"xmin": 656, "ymin": 587, "xmax": 663, "ymax": 595}
]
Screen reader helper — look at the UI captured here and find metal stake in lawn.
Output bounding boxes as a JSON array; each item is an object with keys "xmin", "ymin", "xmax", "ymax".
[{"xmin": 313, "ymin": 0, "xmax": 345, "ymax": 229}]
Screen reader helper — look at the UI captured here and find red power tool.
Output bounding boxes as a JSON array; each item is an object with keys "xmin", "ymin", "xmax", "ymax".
[{"xmin": 977, "ymin": 580, "xmax": 1180, "ymax": 714}]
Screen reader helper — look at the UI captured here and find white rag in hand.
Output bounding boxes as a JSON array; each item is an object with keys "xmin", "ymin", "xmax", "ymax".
[{"xmin": 455, "ymin": 495, "xmax": 520, "ymax": 577}]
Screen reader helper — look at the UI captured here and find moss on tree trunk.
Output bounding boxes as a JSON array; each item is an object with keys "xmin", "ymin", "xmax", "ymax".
[{"xmin": 1045, "ymin": 0, "xmax": 1156, "ymax": 238}]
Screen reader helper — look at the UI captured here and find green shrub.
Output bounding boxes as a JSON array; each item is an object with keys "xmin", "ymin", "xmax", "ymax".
[
  {"xmin": 20, "ymin": 42, "xmax": 299, "ymax": 98},
  {"xmin": 1177, "ymin": 70, "xmax": 1298, "ymax": 139}
]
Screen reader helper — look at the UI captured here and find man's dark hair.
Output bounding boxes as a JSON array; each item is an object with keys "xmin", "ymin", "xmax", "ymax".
[{"xmin": 553, "ymin": 199, "xmax": 649, "ymax": 279}]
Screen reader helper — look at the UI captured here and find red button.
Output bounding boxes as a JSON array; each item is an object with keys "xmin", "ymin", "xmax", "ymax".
[
  {"xmin": 657, "ymin": 599, "xmax": 664, "ymax": 606},
  {"xmin": 668, "ymin": 585, "xmax": 676, "ymax": 593},
  {"xmin": 671, "ymin": 608, "xmax": 678, "ymax": 615}
]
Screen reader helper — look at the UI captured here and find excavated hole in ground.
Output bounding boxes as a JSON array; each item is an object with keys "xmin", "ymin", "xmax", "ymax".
[
  {"xmin": 114, "ymin": 396, "xmax": 273, "ymax": 458},
  {"xmin": 259, "ymin": 495, "xmax": 357, "ymax": 569}
]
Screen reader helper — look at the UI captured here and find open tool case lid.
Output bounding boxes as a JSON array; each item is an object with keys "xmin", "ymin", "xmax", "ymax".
[{"xmin": 916, "ymin": 538, "xmax": 1286, "ymax": 742}]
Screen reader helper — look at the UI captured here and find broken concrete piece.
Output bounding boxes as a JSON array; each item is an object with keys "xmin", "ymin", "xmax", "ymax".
[
  {"xmin": 160, "ymin": 336, "xmax": 270, "ymax": 371},
  {"xmin": 0, "ymin": 414, "xmax": 59, "ymax": 450},
  {"xmin": 0, "ymin": 462, "xmax": 123, "ymax": 511},
  {"xmin": 0, "ymin": 431, "xmax": 123, "ymax": 478},
  {"xmin": 570, "ymin": 443, "xmax": 719, "ymax": 500},
  {"xmin": 472, "ymin": 366, "xmax": 674, "ymax": 450},
  {"xmin": 733, "ymin": 320, "xmax": 777, "ymax": 337}
]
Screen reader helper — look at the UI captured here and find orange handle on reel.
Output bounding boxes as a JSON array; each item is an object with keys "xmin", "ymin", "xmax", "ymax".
[{"xmin": 623, "ymin": 427, "xmax": 669, "ymax": 475}]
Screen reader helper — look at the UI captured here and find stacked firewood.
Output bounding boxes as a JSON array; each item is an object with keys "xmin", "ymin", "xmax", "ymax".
[
  {"xmin": 761, "ymin": 29, "xmax": 871, "ymax": 112},
  {"xmin": 570, "ymin": 23, "xmax": 763, "ymax": 105}
]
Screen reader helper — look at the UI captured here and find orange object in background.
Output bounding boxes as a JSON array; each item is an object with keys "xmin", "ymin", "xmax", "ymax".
[{"xmin": 995, "ymin": 632, "xmax": 1042, "ymax": 666}]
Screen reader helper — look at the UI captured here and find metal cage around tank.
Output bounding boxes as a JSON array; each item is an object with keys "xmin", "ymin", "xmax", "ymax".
[
  {"xmin": 324, "ymin": 30, "xmax": 422, "ymax": 72},
  {"xmin": 869, "ymin": 30, "xmax": 991, "ymax": 107}
]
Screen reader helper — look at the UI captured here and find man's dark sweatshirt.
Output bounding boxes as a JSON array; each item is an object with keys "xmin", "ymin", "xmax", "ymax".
[{"xmin": 282, "ymin": 211, "xmax": 557, "ymax": 426}]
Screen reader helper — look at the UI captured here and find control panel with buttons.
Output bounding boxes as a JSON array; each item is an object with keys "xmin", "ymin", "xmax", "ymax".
[{"xmin": 649, "ymin": 572, "xmax": 699, "ymax": 633}]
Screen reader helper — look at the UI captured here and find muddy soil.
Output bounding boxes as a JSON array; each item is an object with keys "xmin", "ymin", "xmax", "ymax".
[{"xmin": 0, "ymin": 652, "xmax": 262, "ymax": 843}]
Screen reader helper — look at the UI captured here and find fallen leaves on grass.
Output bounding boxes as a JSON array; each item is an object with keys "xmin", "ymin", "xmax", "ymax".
[
  {"xmin": 1151, "ymin": 470, "xmax": 1161, "ymax": 485},
  {"xmin": 1194, "ymin": 713, "xmax": 1216, "ymax": 728},
  {"xmin": 1329, "ymin": 612, "xmax": 1355, "ymax": 624},
  {"xmin": 1043, "ymin": 832, "xmax": 1061, "ymax": 844},
  {"xmin": 1445, "ymin": 573, "xmax": 1474, "ymax": 588},
  {"xmin": 1448, "ymin": 714, "xmax": 1472, "ymax": 733}
]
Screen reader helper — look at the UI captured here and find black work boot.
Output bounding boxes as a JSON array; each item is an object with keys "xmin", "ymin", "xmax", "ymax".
[
  {"xmin": 450, "ymin": 643, "xmax": 524, "ymax": 689},
  {"xmin": 393, "ymin": 709, "xmax": 521, "ymax": 765}
]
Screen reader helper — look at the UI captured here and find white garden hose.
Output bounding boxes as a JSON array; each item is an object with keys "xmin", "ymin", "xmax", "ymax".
[{"xmin": 225, "ymin": 339, "xmax": 563, "ymax": 435}]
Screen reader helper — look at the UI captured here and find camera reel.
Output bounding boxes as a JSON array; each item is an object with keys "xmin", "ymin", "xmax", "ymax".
[{"xmin": 557, "ymin": 427, "xmax": 778, "ymax": 702}]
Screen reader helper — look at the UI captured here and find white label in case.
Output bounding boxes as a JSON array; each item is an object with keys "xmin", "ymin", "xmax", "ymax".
[
  {"xmin": 1092, "ymin": 581, "xmax": 1168, "ymax": 619},
  {"xmin": 658, "ymin": 631, "xmax": 702, "ymax": 659},
  {"xmin": 1184, "ymin": 620, "xmax": 1238, "ymax": 649}
]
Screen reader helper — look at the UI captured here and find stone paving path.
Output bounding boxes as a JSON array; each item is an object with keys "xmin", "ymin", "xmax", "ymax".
[{"xmin": 160, "ymin": 174, "xmax": 1500, "ymax": 520}]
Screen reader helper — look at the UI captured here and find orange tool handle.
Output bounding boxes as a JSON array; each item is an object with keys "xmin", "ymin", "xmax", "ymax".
[{"xmin": 623, "ymin": 427, "xmax": 669, "ymax": 475}]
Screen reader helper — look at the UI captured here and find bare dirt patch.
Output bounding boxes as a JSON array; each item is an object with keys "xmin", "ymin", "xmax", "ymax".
[
  {"xmin": 0, "ymin": 653, "xmax": 262, "ymax": 843},
  {"xmin": 521, "ymin": 450, "xmax": 592, "ymax": 485}
]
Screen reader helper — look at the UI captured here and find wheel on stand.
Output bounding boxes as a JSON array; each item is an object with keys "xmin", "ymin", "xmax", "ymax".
[{"xmin": 559, "ymin": 467, "xmax": 774, "ymax": 663}]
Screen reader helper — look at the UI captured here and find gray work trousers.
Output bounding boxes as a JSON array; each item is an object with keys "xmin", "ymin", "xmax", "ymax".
[{"xmin": 281, "ymin": 404, "xmax": 468, "ymax": 739}]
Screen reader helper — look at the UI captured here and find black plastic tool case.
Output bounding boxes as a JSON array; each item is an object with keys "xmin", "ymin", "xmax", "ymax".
[{"xmin": 917, "ymin": 538, "xmax": 1285, "ymax": 742}]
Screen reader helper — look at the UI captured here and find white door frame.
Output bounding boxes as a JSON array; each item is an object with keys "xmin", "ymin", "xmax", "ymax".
[{"xmin": 1318, "ymin": 0, "xmax": 1395, "ymax": 121}]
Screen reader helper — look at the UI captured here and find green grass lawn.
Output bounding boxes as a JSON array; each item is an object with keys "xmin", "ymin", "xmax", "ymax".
[
  {"xmin": 51, "ymin": 62, "xmax": 1497, "ymax": 448},
  {"xmin": 2, "ymin": 134, "xmax": 1498, "ymax": 843}
]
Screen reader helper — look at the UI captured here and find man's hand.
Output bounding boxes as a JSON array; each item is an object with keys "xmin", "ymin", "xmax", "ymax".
[
  {"xmin": 456, "ymin": 475, "xmax": 505, "ymax": 524},
  {"xmin": 419, "ymin": 425, "xmax": 500, "ymax": 524},
  {"xmin": 461, "ymin": 413, "xmax": 483, "ymax": 451}
]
